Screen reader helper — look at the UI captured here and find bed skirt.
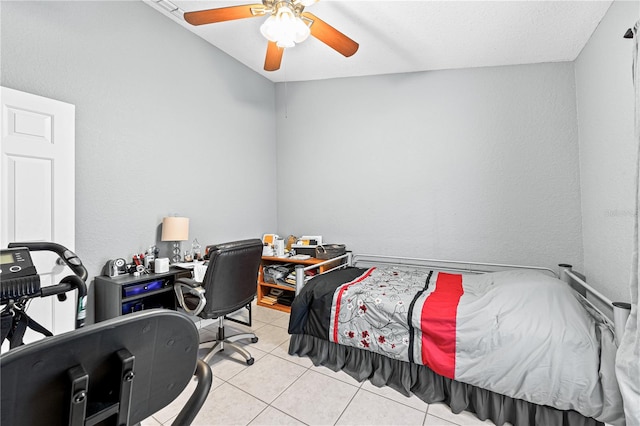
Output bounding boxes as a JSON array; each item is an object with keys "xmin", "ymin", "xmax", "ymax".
[{"xmin": 288, "ymin": 334, "xmax": 601, "ymax": 426}]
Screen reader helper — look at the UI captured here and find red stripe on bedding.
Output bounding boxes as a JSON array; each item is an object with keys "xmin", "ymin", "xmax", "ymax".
[
  {"xmin": 420, "ymin": 272, "xmax": 463, "ymax": 379},
  {"xmin": 331, "ymin": 268, "xmax": 376, "ymax": 343}
]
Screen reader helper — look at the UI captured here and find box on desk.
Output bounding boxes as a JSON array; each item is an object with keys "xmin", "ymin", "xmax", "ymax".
[
  {"xmin": 291, "ymin": 235, "xmax": 322, "ymax": 258},
  {"xmin": 291, "ymin": 245, "xmax": 317, "ymax": 257},
  {"xmin": 291, "ymin": 244, "xmax": 347, "ymax": 259}
]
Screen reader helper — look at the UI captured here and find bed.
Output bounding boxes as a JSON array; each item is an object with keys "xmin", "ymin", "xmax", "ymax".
[{"xmin": 287, "ymin": 255, "xmax": 625, "ymax": 426}]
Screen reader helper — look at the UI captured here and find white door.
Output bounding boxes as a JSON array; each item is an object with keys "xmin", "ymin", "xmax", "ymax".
[{"xmin": 1, "ymin": 86, "xmax": 76, "ymax": 347}]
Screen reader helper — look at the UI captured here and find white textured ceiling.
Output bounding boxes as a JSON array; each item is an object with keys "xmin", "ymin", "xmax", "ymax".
[{"xmin": 144, "ymin": 0, "xmax": 613, "ymax": 83}]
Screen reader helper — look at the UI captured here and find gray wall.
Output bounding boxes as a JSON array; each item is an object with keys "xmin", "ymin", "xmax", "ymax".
[
  {"xmin": 276, "ymin": 63, "xmax": 584, "ymax": 272},
  {"xmin": 575, "ymin": 0, "xmax": 639, "ymax": 304},
  {"xmin": 1, "ymin": 1, "xmax": 278, "ymax": 321}
]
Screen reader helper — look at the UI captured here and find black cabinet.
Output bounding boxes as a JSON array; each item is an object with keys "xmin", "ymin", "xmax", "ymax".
[{"xmin": 95, "ymin": 268, "xmax": 192, "ymax": 322}]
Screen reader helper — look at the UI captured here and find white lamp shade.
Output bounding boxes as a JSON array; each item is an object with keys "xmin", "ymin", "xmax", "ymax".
[{"xmin": 161, "ymin": 217, "xmax": 189, "ymax": 241}]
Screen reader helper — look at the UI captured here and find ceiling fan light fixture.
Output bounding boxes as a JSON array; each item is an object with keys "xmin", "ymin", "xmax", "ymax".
[{"xmin": 260, "ymin": 2, "xmax": 310, "ymax": 47}]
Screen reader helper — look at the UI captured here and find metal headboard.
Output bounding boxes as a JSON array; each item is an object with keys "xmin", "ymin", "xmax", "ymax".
[
  {"xmin": 293, "ymin": 252, "xmax": 558, "ymax": 293},
  {"xmin": 352, "ymin": 254, "xmax": 558, "ymax": 277}
]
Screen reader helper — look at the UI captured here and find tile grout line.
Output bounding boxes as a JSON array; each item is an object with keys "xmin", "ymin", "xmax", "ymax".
[
  {"xmin": 358, "ymin": 387, "xmax": 429, "ymax": 415},
  {"xmin": 218, "ymin": 311, "xmax": 306, "ymax": 425},
  {"xmin": 257, "ymin": 311, "xmax": 312, "ymax": 425},
  {"xmin": 262, "ymin": 369, "xmax": 313, "ymax": 426},
  {"xmin": 222, "ymin": 355, "xmax": 309, "ymax": 425},
  {"xmin": 267, "ymin": 405, "xmax": 311, "ymax": 426},
  {"xmin": 332, "ymin": 382, "xmax": 362, "ymax": 426},
  {"xmin": 263, "ymin": 311, "xmax": 358, "ymax": 425},
  {"xmin": 424, "ymin": 404, "xmax": 468, "ymax": 426}
]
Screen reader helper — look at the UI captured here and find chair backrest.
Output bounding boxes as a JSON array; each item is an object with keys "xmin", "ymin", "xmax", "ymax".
[
  {"xmin": 0, "ymin": 309, "xmax": 210, "ymax": 426},
  {"xmin": 200, "ymin": 239, "xmax": 263, "ymax": 319}
]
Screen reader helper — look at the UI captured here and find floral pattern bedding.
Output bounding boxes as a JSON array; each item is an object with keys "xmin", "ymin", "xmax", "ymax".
[{"xmin": 329, "ymin": 267, "xmax": 425, "ymax": 363}]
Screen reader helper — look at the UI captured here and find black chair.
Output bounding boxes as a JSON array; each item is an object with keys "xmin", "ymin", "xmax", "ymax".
[
  {"xmin": 0, "ymin": 309, "xmax": 213, "ymax": 426},
  {"xmin": 174, "ymin": 239, "xmax": 263, "ymax": 366}
]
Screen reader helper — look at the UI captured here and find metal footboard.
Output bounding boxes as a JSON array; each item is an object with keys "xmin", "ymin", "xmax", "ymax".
[
  {"xmin": 294, "ymin": 253, "xmax": 352, "ymax": 295},
  {"xmin": 559, "ymin": 264, "xmax": 630, "ymax": 344}
]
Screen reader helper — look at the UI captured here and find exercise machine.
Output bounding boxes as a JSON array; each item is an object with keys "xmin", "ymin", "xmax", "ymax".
[{"xmin": 1, "ymin": 242, "xmax": 87, "ymax": 348}]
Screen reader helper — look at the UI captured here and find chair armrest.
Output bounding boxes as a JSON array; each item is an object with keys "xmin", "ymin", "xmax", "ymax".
[
  {"xmin": 171, "ymin": 359, "xmax": 213, "ymax": 426},
  {"xmin": 174, "ymin": 278, "xmax": 206, "ymax": 316},
  {"xmin": 175, "ymin": 277, "xmax": 201, "ymax": 288}
]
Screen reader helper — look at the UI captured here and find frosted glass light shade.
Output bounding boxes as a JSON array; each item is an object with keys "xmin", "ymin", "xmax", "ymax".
[
  {"xmin": 161, "ymin": 216, "xmax": 189, "ymax": 241},
  {"xmin": 260, "ymin": 15, "xmax": 280, "ymax": 41},
  {"xmin": 293, "ymin": 17, "xmax": 310, "ymax": 43},
  {"xmin": 260, "ymin": 5, "xmax": 310, "ymax": 48}
]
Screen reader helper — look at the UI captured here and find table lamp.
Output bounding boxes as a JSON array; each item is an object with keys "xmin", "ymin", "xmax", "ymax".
[{"xmin": 161, "ymin": 216, "xmax": 189, "ymax": 263}]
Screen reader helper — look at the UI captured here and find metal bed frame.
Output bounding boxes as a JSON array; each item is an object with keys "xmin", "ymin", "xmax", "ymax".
[
  {"xmin": 294, "ymin": 252, "xmax": 631, "ymax": 343},
  {"xmin": 559, "ymin": 264, "xmax": 631, "ymax": 343}
]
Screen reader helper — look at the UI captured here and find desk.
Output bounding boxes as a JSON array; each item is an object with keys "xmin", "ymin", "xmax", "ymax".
[{"xmin": 95, "ymin": 267, "xmax": 192, "ymax": 322}]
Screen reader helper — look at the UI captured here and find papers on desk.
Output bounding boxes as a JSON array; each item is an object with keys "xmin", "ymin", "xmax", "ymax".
[
  {"xmin": 173, "ymin": 262, "xmax": 197, "ymax": 270},
  {"xmin": 173, "ymin": 261, "xmax": 208, "ymax": 282},
  {"xmin": 291, "ymin": 254, "xmax": 311, "ymax": 260},
  {"xmin": 193, "ymin": 263, "xmax": 207, "ymax": 283},
  {"xmin": 174, "ymin": 261, "xmax": 206, "ymax": 269}
]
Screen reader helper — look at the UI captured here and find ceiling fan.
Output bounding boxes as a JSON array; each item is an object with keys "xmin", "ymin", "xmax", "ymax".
[{"xmin": 183, "ymin": 0, "xmax": 359, "ymax": 71}]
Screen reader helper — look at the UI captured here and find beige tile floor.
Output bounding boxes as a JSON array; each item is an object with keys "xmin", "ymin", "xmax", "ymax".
[{"xmin": 142, "ymin": 303, "xmax": 496, "ymax": 426}]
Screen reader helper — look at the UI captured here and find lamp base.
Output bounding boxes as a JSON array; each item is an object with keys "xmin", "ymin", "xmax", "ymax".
[{"xmin": 171, "ymin": 241, "xmax": 182, "ymax": 264}]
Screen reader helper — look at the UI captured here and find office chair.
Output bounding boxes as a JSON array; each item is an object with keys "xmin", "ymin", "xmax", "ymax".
[
  {"xmin": 174, "ymin": 238, "xmax": 263, "ymax": 365},
  {"xmin": 0, "ymin": 309, "xmax": 213, "ymax": 426}
]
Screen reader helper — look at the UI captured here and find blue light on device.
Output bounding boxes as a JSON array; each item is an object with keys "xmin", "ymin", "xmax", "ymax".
[{"xmin": 122, "ymin": 279, "xmax": 164, "ymax": 298}]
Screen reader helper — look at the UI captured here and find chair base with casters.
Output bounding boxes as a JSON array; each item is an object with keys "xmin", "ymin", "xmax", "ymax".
[
  {"xmin": 174, "ymin": 239, "xmax": 264, "ymax": 367},
  {"xmin": 0, "ymin": 309, "xmax": 213, "ymax": 426},
  {"xmin": 200, "ymin": 316, "xmax": 259, "ymax": 365}
]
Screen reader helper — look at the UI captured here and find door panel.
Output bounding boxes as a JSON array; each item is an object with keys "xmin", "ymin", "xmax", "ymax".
[
  {"xmin": 8, "ymin": 155, "xmax": 53, "ymax": 241},
  {"xmin": 5, "ymin": 105, "xmax": 53, "ymax": 143},
  {"xmin": 1, "ymin": 86, "xmax": 76, "ymax": 346}
]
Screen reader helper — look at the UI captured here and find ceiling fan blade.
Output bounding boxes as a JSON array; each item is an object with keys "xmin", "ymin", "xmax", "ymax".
[
  {"xmin": 184, "ymin": 4, "xmax": 266, "ymax": 26},
  {"xmin": 301, "ymin": 12, "xmax": 359, "ymax": 57},
  {"xmin": 264, "ymin": 41, "xmax": 284, "ymax": 71}
]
